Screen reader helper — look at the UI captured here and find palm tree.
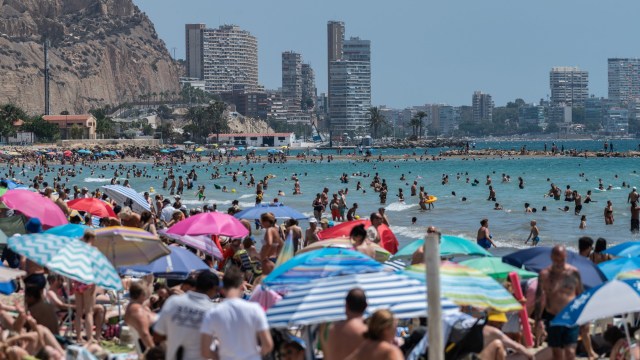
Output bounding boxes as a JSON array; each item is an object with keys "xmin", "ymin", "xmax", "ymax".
[
  {"xmin": 412, "ymin": 111, "xmax": 428, "ymax": 139},
  {"xmin": 368, "ymin": 107, "xmax": 386, "ymax": 139},
  {"xmin": 409, "ymin": 117, "xmax": 421, "ymax": 138}
]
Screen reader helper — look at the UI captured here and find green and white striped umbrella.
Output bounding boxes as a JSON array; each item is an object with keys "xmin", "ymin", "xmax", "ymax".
[{"xmin": 8, "ymin": 233, "xmax": 123, "ymax": 291}]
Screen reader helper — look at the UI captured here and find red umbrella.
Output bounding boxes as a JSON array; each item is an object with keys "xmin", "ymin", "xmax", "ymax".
[
  {"xmin": 317, "ymin": 220, "xmax": 399, "ymax": 254},
  {"xmin": 67, "ymin": 198, "xmax": 116, "ymax": 218},
  {"xmin": 63, "ymin": 150, "xmax": 72, "ymax": 157}
]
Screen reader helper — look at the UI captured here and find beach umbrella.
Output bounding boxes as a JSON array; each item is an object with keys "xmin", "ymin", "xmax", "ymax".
[
  {"xmin": 1, "ymin": 179, "xmax": 28, "ymax": 190},
  {"xmin": 460, "ymin": 257, "xmax": 537, "ymax": 280},
  {"xmin": 316, "ymin": 220, "xmax": 399, "ymax": 254},
  {"xmin": 104, "ymin": 151, "xmax": 117, "ymax": 156},
  {"xmin": 158, "ymin": 229, "xmax": 223, "ymax": 260},
  {"xmin": 502, "ymin": 246, "xmax": 606, "ymax": 289},
  {"xmin": 262, "ymin": 248, "xmax": 384, "ymax": 291},
  {"xmin": 68, "ymin": 198, "xmax": 116, "ymax": 218},
  {"xmin": 194, "ymin": 147, "xmax": 205, "ymax": 152},
  {"xmin": 603, "ymin": 241, "xmax": 640, "ymax": 257},
  {"xmin": 266, "ymin": 271, "xmax": 460, "ymax": 328},
  {"xmin": 8, "ymin": 234, "xmax": 122, "ymax": 291},
  {"xmin": 237, "ymin": 146, "xmax": 245, "ymax": 151},
  {"xmin": 166, "ymin": 212, "xmax": 249, "ymax": 238},
  {"xmin": 100, "ymin": 185, "xmax": 151, "ymax": 214},
  {"xmin": 229, "ymin": 147, "xmax": 238, "ymax": 151},
  {"xmin": 93, "ymin": 226, "xmax": 170, "ymax": 267},
  {"xmin": 274, "ymin": 232, "xmax": 295, "ymax": 269},
  {"xmin": 297, "ymin": 237, "xmax": 391, "ymax": 262},
  {"xmin": 183, "ymin": 141, "xmax": 195, "ymax": 145},
  {"xmin": 119, "ymin": 246, "xmax": 209, "ymax": 280},
  {"xmin": 393, "ymin": 235, "xmax": 491, "ymax": 258},
  {"xmin": 234, "ymin": 203, "xmax": 307, "ymax": 220},
  {"xmin": 406, "ymin": 262, "xmax": 522, "ymax": 312},
  {"xmin": 598, "ymin": 257, "xmax": 640, "ymax": 280},
  {"xmin": 77, "ymin": 149, "xmax": 92, "ymax": 155},
  {"xmin": 44, "ymin": 223, "xmax": 90, "ymax": 238},
  {"xmin": 160, "ymin": 149, "xmax": 170, "ymax": 154},
  {"xmin": 267, "ymin": 149, "xmax": 281, "ymax": 154},
  {"xmin": 551, "ymin": 279, "xmax": 640, "ymax": 327},
  {"xmin": 249, "ymin": 284, "xmax": 282, "ymax": 311},
  {"xmin": 617, "ymin": 269, "xmax": 640, "ymax": 280},
  {"xmin": 0, "ymin": 190, "xmax": 67, "ymax": 227},
  {"xmin": 63, "ymin": 150, "xmax": 72, "ymax": 157},
  {"xmin": 46, "ymin": 151, "xmax": 56, "ymax": 156}
]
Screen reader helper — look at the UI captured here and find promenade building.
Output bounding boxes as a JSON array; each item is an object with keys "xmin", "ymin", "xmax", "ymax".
[
  {"xmin": 194, "ymin": 24, "xmax": 259, "ymax": 93},
  {"xmin": 608, "ymin": 58, "xmax": 640, "ymax": 105},
  {"xmin": 549, "ymin": 67, "xmax": 589, "ymax": 107},
  {"xmin": 327, "ymin": 22, "xmax": 371, "ymax": 133},
  {"xmin": 471, "ymin": 91, "xmax": 493, "ymax": 123},
  {"xmin": 282, "ymin": 51, "xmax": 303, "ymax": 111},
  {"xmin": 185, "ymin": 24, "xmax": 205, "ymax": 80}
]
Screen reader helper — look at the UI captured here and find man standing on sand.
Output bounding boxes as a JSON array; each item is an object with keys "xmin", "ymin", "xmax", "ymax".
[
  {"xmin": 535, "ymin": 245, "xmax": 583, "ymax": 360},
  {"xmin": 324, "ymin": 288, "xmax": 368, "ymax": 360},
  {"xmin": 304, "ymin": 218, "xmax": 320, "ymax": 247}
]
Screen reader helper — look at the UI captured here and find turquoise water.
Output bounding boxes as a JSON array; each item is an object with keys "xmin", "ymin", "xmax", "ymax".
[{"xmin": 6, "ymin": 148, "xmax": 640, "ymax": 254}]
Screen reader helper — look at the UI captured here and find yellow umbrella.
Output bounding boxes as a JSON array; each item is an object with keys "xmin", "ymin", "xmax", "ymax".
[
  {"xmin": 194, "ymin": 147, "xmax": 205, "ymax": 152},
  {"xmin": 297, "ymin": 237, "xmax": 391, "ymax": 262},
  {"xmin": 280, "ymin": 145, "xmax": 288, "ymax": 149}
]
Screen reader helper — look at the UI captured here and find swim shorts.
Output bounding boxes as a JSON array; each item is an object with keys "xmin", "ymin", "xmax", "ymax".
[
  {"xmin": 543, "ymin": 310, "xmax": 579, "ymax": 348},
  {"xmin": 533, "ymin": 236, "xmax": 540, "ymax": 245},
  {"xmin": 477, "ymin": 238, "xmax": 492, "ymax": 249}
]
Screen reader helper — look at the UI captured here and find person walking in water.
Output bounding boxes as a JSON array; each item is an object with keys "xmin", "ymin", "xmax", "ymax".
[
  {"xmin": 477, "ymin": 218, "xmax": 497, "ymax": 249},
  {"xmin": 604, "ymin": 200, "xmax": 614, "ymax": 225},
  {"xmin": 525, "ymin": 220, "xmax": 540, "ymax": 246}
]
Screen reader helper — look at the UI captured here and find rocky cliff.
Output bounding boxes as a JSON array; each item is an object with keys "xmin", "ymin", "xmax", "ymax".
[{"xmin": 0, "ymin": 0, "xmax": 180, "ymax": 114}]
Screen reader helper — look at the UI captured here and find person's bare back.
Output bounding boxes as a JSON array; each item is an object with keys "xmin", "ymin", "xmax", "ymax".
[
  {"xmin": 325, "ymin": 318, "xmax": 367, "ymax": 360},
  {"xmin": 345, "ymin": 339, "xmax": 404, "ymax": 360},
  {"xmin": 355, "ymin": 240, "xmax": 376, "ymax": 259}
]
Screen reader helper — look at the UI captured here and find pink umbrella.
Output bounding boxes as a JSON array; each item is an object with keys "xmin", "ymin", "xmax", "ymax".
[
  {"xmin": 0, "ymin": 190, "xmax": 68, "ymax": 227},
  {"xmin": 249, "ymin": 284, "xmax": 282, "ymax": 310},
  {"xmin": 158, "ymin": 229, "xmax": 223, "ymax": 260},
  {"xmin": 166, "ymin": 212, "xmax": 249, "ymax": 238}
]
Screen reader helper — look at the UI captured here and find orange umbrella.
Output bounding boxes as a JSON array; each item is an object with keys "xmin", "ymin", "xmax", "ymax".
[{"xmin": 68, "ymin": 198, "xmax": 116, "ymax": 218}]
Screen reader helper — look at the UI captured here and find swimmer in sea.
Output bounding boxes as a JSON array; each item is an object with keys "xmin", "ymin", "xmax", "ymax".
[
  {"xmin": 579, "ymin": 215, "xmax": 587, "ymax": 229},
  {"xmin": 476, "ymin": 218, "xmax": 497, "ymax": 249},
  {"xmin": 525, "ymin": 220, "xmax": 540, "ymax": 246},
  {"xmin": 494, "ymin": 203, "xmax": 503, "ymax": 210}
]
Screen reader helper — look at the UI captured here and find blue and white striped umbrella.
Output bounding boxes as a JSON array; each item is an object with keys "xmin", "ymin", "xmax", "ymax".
[
  {"xmin": 266, "ymin": 271, "xmax": 459, "ymax": 328},
  {"xmin": 101, "ymin": 185, "xmax": 150, "ymax": 213},
  {"xmin": 8, "ymin": 234, "xmax": 122, "ymax": 291},
  {"xmin": 552, "ymin": 279, "xmax": 640, "ymax": 327}
]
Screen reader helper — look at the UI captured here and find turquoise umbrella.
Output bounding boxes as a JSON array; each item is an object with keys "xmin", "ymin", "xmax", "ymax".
[
  {"xmin": 44, "ymin": 224, "xmax": 90, "ymax": 238},
  {"xmin": 393, "ymin": 235, "xmax": 492, "ymax": 258},
  {"xmin": 460, "ymin": 257, "xmax": 538, "ymax": 280},
  {"xmin": 263, "ymin": 248, "xmax": 384, "ymax": 292},
  {"xmin": 8, "ymin": 234, "xmax": 122, "ymax": 291}
]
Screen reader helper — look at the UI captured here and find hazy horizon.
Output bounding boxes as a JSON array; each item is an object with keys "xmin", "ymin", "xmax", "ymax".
[{"xmin": 136, "ymin": 0, "xmax": 640, "ymax": 109}]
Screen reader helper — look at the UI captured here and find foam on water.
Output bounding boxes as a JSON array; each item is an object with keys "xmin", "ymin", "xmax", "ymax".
[
  {"xmin": 84, "ymin": 177, "xmax": 111, "ymax": 183},
  {"xmin": 390, "ymin": 225, "xmax": 425, "ymax": 240},
  {"xmin": 238, "ymin": 194, "xmax": 254, "ymax": 199},
  {"xmin": 385, "ymin": 202, "xmax": 419, "ymax": 212}
]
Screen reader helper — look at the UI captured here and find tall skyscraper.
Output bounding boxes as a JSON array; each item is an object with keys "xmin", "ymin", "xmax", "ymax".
[
  {"xmin": 185, "ymin": 24, "xmax": 205, "ymax": 80},
  {"xmin": 202, "ymin": 25, "xmax": 258, "ymax": 93},
  {"xmin": 327, "ymin": 21, "xmax": 371, "ymax": 133},
  {"xmin": 549, "ymin": 67, "xmax": 589, "ymax": 107},
  {"xmin": 282, "ymin": 51, "xmax": 303, "ymax": 110},
  {"xmin": 608, "ymin": 58, "xmax": 640, "ymax": 105},
  {"xmin": 472, "ymin": 91, "xmax": 493, "ymax": 123},
  {"xmin": 301, "ymin": 64, "xmax": 316, "ymax": 111}
]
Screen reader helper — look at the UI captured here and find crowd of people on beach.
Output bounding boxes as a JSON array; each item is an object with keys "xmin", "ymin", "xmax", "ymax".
[{"xmin": 0, "ymin": 147, "xmax": 637, "ymax": 360}]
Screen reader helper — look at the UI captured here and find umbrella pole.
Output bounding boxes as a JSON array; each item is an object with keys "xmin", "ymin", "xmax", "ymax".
[
  {"xmin": 425, "ymin": 231, "xmax": 443, "ymax": 360},
  {"xmin": 623, "ymin": 317, "xmax": 636, "ymax": 360}
]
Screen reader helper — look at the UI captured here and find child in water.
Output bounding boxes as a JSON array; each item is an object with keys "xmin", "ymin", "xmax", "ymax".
[
  {"xmin": 579, "ymin": 215, "xmax": 587, "ymax": 229},
  {"xmin": 525, "ymin": 220, "xmax": 540, "ymax": 246}
]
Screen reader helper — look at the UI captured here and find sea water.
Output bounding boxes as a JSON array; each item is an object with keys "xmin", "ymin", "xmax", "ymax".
[{"xmin": 6, "ymin": 139, "xmax": 640, "ymax": 254}]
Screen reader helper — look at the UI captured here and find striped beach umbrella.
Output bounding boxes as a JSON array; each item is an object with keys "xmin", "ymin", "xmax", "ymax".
[
  {"xmin": 94, "ymin": 226, "xmax": 170, "ymax": 267},
  {"xmin": 101, "ymin": 185, "xmax": 150, "ymax": 213},
  {"xmin": 119, "ymin": 246, "xmax": 209, "ymax": 280},
  {"xmin": 406, "ymin": 262, "xmax": 522, "ymax": 312},
  {"xmin": 266, "ymin": 271, "xmax": 460, "ymax": 328},
  {"xmin": 460, "ymin": 257, "xmax": 538, "ymax": 281},
  {"xmin": 263, "ymin": 248, "xmax": 384, "ymax": 291},
  {"xmin": 233, "ymin": 203, "xmax": 307, "ymax": 220},
  {"xmin": 8, "ymin": 234, "xmax": 122, "ymax": 291},
  {"xmin": 44, "ymin": 224, "xmax": 90, "ymax": 238}
]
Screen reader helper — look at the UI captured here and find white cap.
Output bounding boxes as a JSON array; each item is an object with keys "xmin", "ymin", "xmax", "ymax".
[{"xmin": 309, "ymin": 218, "xmax": 317, "ymax": 223}]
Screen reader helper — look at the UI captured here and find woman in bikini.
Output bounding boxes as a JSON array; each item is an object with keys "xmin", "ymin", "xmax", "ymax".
[
  {"xmin": 73, "ymin": 230, "xmax": 101, "ymax": 343},
  {"xmin": 259, "ymin": 212, "xmax": 283, "ymax": 276}
]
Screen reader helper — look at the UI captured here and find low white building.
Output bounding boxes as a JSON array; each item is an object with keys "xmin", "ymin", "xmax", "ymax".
[{"xmin": 212, "ymin": 132, "xmax": 295, "ymax": 147}]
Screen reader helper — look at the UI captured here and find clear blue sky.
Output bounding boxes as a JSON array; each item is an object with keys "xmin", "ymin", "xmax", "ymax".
[{"xmin": 136, "ymin": 0, "xmax": 640, "ymax": 108}]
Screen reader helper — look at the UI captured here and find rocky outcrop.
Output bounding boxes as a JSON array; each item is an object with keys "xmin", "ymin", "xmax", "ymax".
[{"xmin": 0, "ymin": 0, "xmax": 180, "ymax": 114}]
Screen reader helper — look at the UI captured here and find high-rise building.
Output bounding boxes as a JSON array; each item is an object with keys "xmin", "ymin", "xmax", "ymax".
[
  {"xmin": 608, "ymin": 58, "xmax": 640, "ymax": 105},
  {"xmin": 472, "ymin": 91, "xmax": 493, "ymax": 123},
  {"xmin": 327, "ymin": 22, "xmax": 371, "ymax": 133},
  {"xmin": 301, "ymin": 64, "xmax": 316, "ymax": 111},
  {"xmin": 549, "ymin": 67, "xmax": 589, "ymax": 107},
  {"xmin": 282, "ymin": 51, "xmax": 303, "ymax": 110},
  {"xmin": 185, "ymin": 24, "xmax": 205, "ymax": 80},
  {"xmin": 202, "ymin": 25, "xmax": 258, "ymax": 93}
]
